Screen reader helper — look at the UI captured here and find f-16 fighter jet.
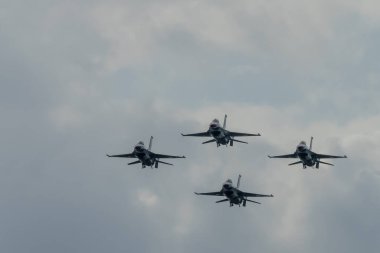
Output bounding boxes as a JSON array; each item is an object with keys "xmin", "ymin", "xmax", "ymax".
[
  {"xmin": 181, "ymin": 114, "xmax": 260, "ymax": 147},
  {"xmin": 195, "ymin": 175, "xmax": 273, "ymax": 207},
  {"xmin": 268, "ymin": 137, "xmax": 347, "ymax": 169},
  {"xmin": 107, "ymin": 136, "xmax": 185, "ymax": 168}
]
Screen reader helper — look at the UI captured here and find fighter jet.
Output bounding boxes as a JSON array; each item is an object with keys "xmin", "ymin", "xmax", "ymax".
[
  {"xmin": 195, "ymin": 175, "xmax": 273, "ymax": 207},
  {"xmin": 181, "ymin": 114, "xmax": 260, "ymax": 147},
  {"xmin": 107, "ymin": 136, "xmax": 185, "ymax": 168},
  {"xmin": 268, "ymin": 137, "xmax": 347, "ymax": 169}
]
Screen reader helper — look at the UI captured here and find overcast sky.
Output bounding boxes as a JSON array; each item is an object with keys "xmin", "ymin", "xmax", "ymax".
[{"xmin": 1, "ymin": 0, "xmax": 380, "ymax": 252}]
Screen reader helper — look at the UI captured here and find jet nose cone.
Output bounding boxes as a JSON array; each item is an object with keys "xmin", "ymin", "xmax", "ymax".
[
  {"xmin": 223, "ymin": 184, "xmax": 231, "ymax": 189},
  {"xmin": 297, "ymin": 146, "xmax": 305, "ymax": 151}
]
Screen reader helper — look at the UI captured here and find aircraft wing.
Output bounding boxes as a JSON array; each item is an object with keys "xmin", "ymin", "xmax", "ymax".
[
  {"xmin": 268, "ymin": 153, "xmax": 297, "ymax": 158},
  {"xmin": 313, "ymin": 152, "xmax": 347, "ymax": 159},
  {"xmin": 228, "ymin": 131, "xmax": 261, "ymax": 137},
  {"xmin": 152, "ymin": 152, "xmax": 186, "ymax": 159},
  {"xmin": 181, "ymin": 132, "xmax": 210, "ymax": 137},
  {"xmin": 107, "ymin": 153, "xmax": 135, "ymax": 158},
  {"xmin": 194, "ymin": 191, "xmax": 224, "ymax": 196},
  {"xmin": 239, "ymin": 190, "xmax": 273, "ymax": 198}
]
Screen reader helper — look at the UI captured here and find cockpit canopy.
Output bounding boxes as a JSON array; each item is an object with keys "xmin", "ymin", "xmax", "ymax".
[
  {"xmin": 135, "ymin": 141, "xmax": 145, "ymax": 151},
  {"xmin": 223, "ymin": 179, "xmax": 233, "ymax": 189},
  {"xmin": 209, "ymin": 119, "xmax": 220, "ymax": 128},
  {"xmin": 297, "ymin": 141, "xmax": 307, "ymax": 151}
]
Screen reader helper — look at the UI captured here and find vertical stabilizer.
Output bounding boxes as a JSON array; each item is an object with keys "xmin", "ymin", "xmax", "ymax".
[
  {"xmin": 310, "ymin": 136, "xmax": 314, "ymax": 150},
  {"xmin": 149, "ymin": 136, "xmax": 153, "ymax": 151},
  {"xmin": 237, "ymin": 174, "xmax": 242, "ymax": 189},
  {"xmin": 223, "ymin": 114, "xmax": 227, "ymax": 129}
]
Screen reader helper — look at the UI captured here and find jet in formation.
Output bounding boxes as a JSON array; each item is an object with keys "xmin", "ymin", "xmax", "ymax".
[
  {"xmin": 195, "ymin": 175, "xmax": 273, "ymax": 207},
  {"xmin": 107, "ymin": 136, "xmax": 185, "ymax": 168},
  {"xmin": 268, "ymin": 137, "xmax": 347, "ymax": 169},
  {"xmin": 181, "ymin": 114, "xmax": 260, "ymax": 147}
]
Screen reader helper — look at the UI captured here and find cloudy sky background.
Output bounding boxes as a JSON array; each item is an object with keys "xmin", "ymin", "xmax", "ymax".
[{"xmin": 1, "ymin": 0, "xmax": 380, "ymax": 252}]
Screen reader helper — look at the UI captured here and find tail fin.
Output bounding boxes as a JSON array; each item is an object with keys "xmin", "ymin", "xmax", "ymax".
[
  {"xmin": 149, "ymin": 136, "xmax": 153, "ymax": 151},
  {"xmin": 237, "ymin": 174, "xmax": 242, "ymax": 189},
  {"xmin": 310, "ymin": 136, "xmax": 314, "ymax": 150},
  {"xmin": 223, "ymin": 114, "xmax": 227, "ymax": 129}
]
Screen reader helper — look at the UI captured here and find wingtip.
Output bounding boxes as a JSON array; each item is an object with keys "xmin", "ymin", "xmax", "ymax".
[
  {"xmin": 106, "ymin": 154, "xmax": 110, "ymax": 157},
  {"xmin": 344, "ymin": 155, "xmax": 347, "ymax": 158},
  {"xmin": 268, "ymin": 155, "xmax": 272, "ymax": 158},
  {"xmin": 180, "ymin": 133, "xmax": 185, "ymax": 136},
  {"xmin": 270, "ymin": 194, "xmax": 274, "ymax": 197},
  {"xmin": 194, "ymin": 192, "xmax": 199, "ymax": 195},
  {"xmin": 258, "ymin": 133, "xmax": 261, "ymax": 136}
]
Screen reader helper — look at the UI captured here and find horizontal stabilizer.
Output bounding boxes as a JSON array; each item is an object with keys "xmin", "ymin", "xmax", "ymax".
[
  {"xmin": 246, "ymin": 199, "xmax": 261, "ymax": 204},
  {"xmin": 318, "ymin": 161, "xmax": 334, "ymax": 166},
  {"xmin": 288, "ymin": 161, "xmax": 303, "ymax": 166},
  {"xmin": 128, "ymin": 160, "xmax": 141, "ymax": 165},
  {"xmin": 233, "ymin": 139, "xmax": 248, "ymax": 144},
  {"xmin": 157, "ymin": 161, "xmax": 173, "ymax": 166},
  {"xmin": 202, "ymin": 139, "xmax": 216, "ymax": 144}
]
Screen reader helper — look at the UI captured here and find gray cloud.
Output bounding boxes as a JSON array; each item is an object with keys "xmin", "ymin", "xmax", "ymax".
[{"xmin": 1, "ymin": 0, "xmax": 380, "ymax": 253}]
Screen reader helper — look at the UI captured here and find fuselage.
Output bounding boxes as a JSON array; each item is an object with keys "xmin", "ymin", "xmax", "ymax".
[
  {"xmin": 295, "ymin": 141, "xmax": 315, "ymax": 167},
  {"xmin": 133, "ymin": 142, "xmax": 155, "ymax": 166},
  {"xmin": 222, "ymin": 179, "xmax": 242, "ymax": 205},
  {"xmin": 208, "ymin": 119, "xmax": 230, "ymax": 146}
]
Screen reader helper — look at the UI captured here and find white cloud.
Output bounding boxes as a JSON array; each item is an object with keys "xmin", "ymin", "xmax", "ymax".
[
  {"xmin": 87, "ymin": 0, "xmax": 354, "ymax": 72},
  {"xmin": 2, "ymin": 1, "xmax": 380, "ymax": 252},
  {"xmin": 137, "ymin": 189, "xmax": 159, "ymax": 207},
  {"xmin": 173, "ymin": 202, "xmax": 195, "ymax": 235}
]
